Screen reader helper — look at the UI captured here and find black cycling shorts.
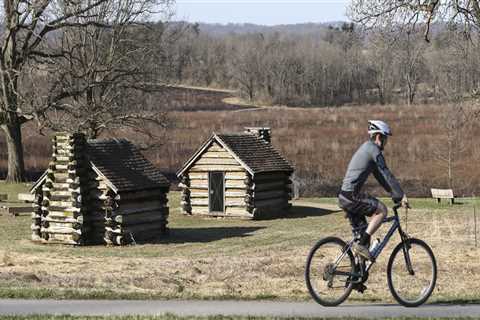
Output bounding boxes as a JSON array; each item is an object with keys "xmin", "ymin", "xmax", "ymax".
[{"xmin": 338, "ymin": 191, "xmax": 379, "ymax": 217}]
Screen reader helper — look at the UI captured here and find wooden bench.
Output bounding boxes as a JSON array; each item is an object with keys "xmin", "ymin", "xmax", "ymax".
[{"xmin": 431, "ymin": 188, "xmax": 455, "ymax": 204}]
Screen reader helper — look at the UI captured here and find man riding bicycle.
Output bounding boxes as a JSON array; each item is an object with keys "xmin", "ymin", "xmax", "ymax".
[{"xmin": 338, "ymin": 120, "xmax": 409, "ymax": 261}]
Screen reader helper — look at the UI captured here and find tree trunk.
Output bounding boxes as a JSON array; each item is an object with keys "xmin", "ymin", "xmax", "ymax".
[{"xmin": 1, "ymin": 112, "xmax": 25, "ymax": 182}]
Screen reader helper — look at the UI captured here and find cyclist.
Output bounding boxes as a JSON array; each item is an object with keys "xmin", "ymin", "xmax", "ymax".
[{"xmin": 338, "ymin": 120, "xmax": 409, "ymax": 261}]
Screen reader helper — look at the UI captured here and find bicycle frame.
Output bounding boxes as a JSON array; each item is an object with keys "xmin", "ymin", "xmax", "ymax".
[{"xmin": 337, "ymin": 205, "xmax": 414, "ymax": 280}]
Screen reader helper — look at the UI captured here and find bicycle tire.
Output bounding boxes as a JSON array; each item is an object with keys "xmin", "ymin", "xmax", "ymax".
[
  {"xmin": 387, "ymin": 238, "xmax": 437, "ymax": 307},
  {"xmin": 305, "ymin": 236, "xmax": 355, "ymax": 306}
]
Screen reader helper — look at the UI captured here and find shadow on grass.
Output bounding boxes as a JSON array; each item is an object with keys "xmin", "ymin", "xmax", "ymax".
[
  {"xmin": 146, "ymin": 226, "xmax": 266, "ymax": 244},
  {"xmin": 286, "ymin": 205, "xmax": 341, "ymax": 219}
]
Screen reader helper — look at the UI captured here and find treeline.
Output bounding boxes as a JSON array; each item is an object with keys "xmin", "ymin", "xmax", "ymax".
[{"xmin": 155, "ymin": 22, "xmax": 480, "ymax": 106}]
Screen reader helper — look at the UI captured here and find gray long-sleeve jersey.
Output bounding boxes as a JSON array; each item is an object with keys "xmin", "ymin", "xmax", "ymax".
[{"xmin": 341, "ymin": 140, "xmax": 404, "ymax": 202}]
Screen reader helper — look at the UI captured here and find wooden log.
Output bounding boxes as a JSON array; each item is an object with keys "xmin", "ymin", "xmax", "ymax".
[
  {"xmin": 47, "ymin": 190, "xmax": 73, "ymax": 197},
  {"xmin": 224, "ymin": 198, "xmax": 246, "ymax": 207},
  {"xmin": 250, "ymin": 190, "xmax": 286, "ymax": 201},
  {"xmin": 109, "ymin": 226, "xmax": 167, "ymax": 245},
  {"xmin": 50, "ymin": 183, "xmax": 71, "ymax": 189},
  {"xmin": 201, "ymin": 151, "xmax": 233, "ymax": 158},
  {"xmin": 196, "ymin": 158, "xmax": 239, "ymax": 165},
  {"xmin": 77, "ymin": 214, "xmax": 105, "ymax": 223},
  {"xmin": 252, "ymin": 204, "xmax": 290, "ymax": 219},
  {"xmin": 45, "ymin": 233, "xmax": 81, "ymax": 244},
  {"xmin": 48, "ymin": 200, "xmax": 79, "ymax": 208},
  {"xmin": 66, "ymin": 177, "xmax": 81, "ymax": 184},
  {"xmin": 116, "ymin": 190, "xmax": 167, "ymax": 201},
  {"xmin": 190, "ymin": 165, "xmax": 244, "ymax": 172},
  {"xmin": 190, "ymin": 199, "xmax": 209, "ymax": 206},
  {"xmin": 113, "ymin": 209, "xmax": 168, "ymax": 226},
  {"xmin": 41, "ymin": 226, "xmax": 82, "ymax": 235},
  {"xmin": 253, "ymin": 172, "xmax": 289, "ymax": 182},
  {"xmin": 189, "ymin": 181, "xmax": 247, "ymax": 189},
  {"xmin": 190, "ymin": 192, "xmax": 209, "ymax": 198},
  {"xmin": 53, "ymin": 155, "xmax": 73, "ymax": 162},
  {"xmin": 44, "ymin": 216, "xmax": 81, "ymax": 224},
  {"xmin": 253, "ymin": 181, "xmax": 286, "ymax": 192},
  {"xmin": 106, "ymin": 221, "xmax": 165, "ymax": 236},
  {"xmin": 254, "ymin": 197, "xmax": 288, "ymax": 209},
  {"xmin": 48, "ymin": 204, "xmax": 81, "ymax": 212},
  {"xmin": 189, "ymin": 187, "xmax": 209, "ymax": 192},
  {"xmin": 208, "ymin": 144, "xmax": 225, "ymax": 152},
  {"xmin": 115, "ymin": 203, "xmax": 168, "ymax": 216},
  {"xmin": 54, "ymin": 142, "xmax": 84, "ymax": 150},
  {"xmin": 17, "ymin": 193, "xmax": 35, "ymax": 202},
  {"xmin": 44, "ymin": 220, "xmax": 83, "ymax": 230},
  {"xmin": 187, "ymin": 173, "xmax": 207, "ymax": 180}
]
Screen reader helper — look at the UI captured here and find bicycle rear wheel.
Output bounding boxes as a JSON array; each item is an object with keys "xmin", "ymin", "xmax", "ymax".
[
  {"xmin": 387, "ymin": 238, "xmax": 437, "ymax": 307},
  {"xmin": 305, "ymin": 237, "xmax": 355, "ymax": 306}
]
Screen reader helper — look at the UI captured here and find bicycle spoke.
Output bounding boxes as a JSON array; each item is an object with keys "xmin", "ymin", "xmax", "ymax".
[
  {"xmin": 306, "ymin": 237, "xmax": 355, "ymax": 306},
  {"xmin": 387, "ymin": 239, "xmax": 437, "ymax": 307}
]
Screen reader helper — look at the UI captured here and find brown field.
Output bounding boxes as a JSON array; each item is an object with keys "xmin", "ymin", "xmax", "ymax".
[
  {"xmin": 0, "ymin": 182, "xmax": 479, "ymax": 303},
  {"xmin": 1, "ymin": 89, "xmax": 480, "ymax": 197}
]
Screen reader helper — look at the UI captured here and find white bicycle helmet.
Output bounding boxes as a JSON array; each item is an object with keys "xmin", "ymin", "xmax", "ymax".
[{"xmin": 368, "ymin": 120, "xmax": 392, "ymax": 137}]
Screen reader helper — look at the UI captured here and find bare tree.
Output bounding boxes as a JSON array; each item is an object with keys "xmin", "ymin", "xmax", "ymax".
[
  {"xmin": 433, "ymin": 103, "xmax": 478, "ymax": 189},
  {"xmin": 0, "ymin": 0, "xmax": 172, "ymax": 182},
  {"xmin": 367, "ymin": 29, "xmax": 398, "ymax": 104},
  {"xmin": 349, "ymin": 0, "xmax": 480, "ymax": 41},
  {"xmin": 395, "ymin": 31, "xmax": 428, "ymax": 105},
  {"xmin": 29, "ymin": 2, "xmax": 172, "ymax": 140}
]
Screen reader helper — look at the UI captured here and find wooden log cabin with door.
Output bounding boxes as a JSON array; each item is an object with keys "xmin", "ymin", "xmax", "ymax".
[
  {"xmin": 30, "ymin": 133, "xmax": 170, "ymax": 245},
  {"xmin": 177, "ymin": 128, "xmax": 294, "ymax": 219}
]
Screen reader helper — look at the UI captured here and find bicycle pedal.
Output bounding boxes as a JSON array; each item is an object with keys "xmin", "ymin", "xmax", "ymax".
[{"xmin": 353, "ymin": 283, "xmax": 367, "ymax": 294}]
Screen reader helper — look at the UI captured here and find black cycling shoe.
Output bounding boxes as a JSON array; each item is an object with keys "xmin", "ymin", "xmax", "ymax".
[{"xmin": 352, "ymin": 283, "xmax": 367, "ymax": 294}]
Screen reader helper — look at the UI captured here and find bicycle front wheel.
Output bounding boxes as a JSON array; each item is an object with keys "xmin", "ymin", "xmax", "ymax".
[
  {"xmin": 305, "ymin": 237, "xmax": 355, "ymax": 306},
  {"xmin": 387, "ymin": 238, "xmax": 437, "ymax": 307}
]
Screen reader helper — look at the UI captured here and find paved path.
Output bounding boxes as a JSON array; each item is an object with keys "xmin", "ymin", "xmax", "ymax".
[{"xmin": 1, "ymin": 300, "xmax": 480, "ymax": 318}]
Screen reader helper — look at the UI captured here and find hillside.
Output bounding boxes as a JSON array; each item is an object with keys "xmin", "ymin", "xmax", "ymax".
[{"xmin": 2, "ymin": 87, "xmax": 479, "ymax": 197}]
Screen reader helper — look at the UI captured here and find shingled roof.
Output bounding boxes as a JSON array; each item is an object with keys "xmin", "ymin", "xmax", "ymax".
[
  {"xmin": 31, "ymin": 139, "xmax": 170, "ymax": 194},
  {"xmin": 87, "ymin": 139, "xmax": 170, "ymax": 192},
  {"xmin": 177, "ymin": 132, "xmax": 294, "ymax": 176}
]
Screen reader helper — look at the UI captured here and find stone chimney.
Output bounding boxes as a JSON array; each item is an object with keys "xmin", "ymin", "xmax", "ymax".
[{"xmin": 244, "ymin": 127, "xmax": 271, "ymax": 143}]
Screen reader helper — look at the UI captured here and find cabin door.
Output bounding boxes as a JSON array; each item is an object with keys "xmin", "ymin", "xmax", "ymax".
[{"xmin": 209, "ymin": 171, "xmax": 225, "ymax": 213}]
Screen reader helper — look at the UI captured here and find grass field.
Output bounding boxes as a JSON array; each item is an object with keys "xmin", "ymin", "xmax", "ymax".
[{"xmin": 1, "ymin": 182, "xmax": 480, "ymax": 303}]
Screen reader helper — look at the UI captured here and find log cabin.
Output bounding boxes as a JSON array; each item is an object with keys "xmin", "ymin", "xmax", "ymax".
[
  {"xmin": 177, "ymin": 127, "xmax": 294, "ymax": 219},
  {"xmin": 30, "ymin": 133, "xmax": 170, "ymax": 245}
]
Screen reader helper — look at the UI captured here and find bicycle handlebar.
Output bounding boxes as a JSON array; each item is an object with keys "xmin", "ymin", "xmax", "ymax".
[{"xmin": 392, "ymin": 203, "xmax": 411, "ymax": 216}]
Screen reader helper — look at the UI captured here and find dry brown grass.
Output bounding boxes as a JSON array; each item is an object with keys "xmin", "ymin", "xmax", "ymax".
[
  {"xmin": 1, "ymin": 93, "xmax": 480, "ymax": 196},
  {"xmin": 0, "ymin": 192, "xmax": 479, "ymax": 303}
]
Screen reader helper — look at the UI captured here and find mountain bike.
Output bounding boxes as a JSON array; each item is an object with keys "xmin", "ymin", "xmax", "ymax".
[{"xmin": 305, "ymin": 204, "xmax": 437, "ymax": 307}]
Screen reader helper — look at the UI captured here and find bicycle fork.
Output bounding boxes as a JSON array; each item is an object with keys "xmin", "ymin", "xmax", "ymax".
[{"xmin": 399, "ymin": 229, "xmax": 415, "ymax": 275}]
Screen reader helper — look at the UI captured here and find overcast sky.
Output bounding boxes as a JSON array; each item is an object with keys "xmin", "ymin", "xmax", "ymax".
[{"xmin": 172, "ymin": 0, "xmax": 349, "ymax": 25}]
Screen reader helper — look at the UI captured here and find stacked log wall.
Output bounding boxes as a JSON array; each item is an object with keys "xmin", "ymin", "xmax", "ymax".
[
  {"xmin": 40, "ymin": 133, "xmax": 91, "ymax": 245},
  {"xmin": 248, "ymin": 172, "xmax": 293, "ymax": 219},
  {"xmin": 181, "ymin": 142, "xmax": 252, "ymax": 218},
  {"xmin": 82, "ymin": 173, "xmax": 109, "ymax": 245},
  {"xmin": 104, "ymin": 189, "xmax": 169, "ymax": 245},
  {"xmin": 31, "ymin": 189, "xmax": 43, "ymax": 242}
]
